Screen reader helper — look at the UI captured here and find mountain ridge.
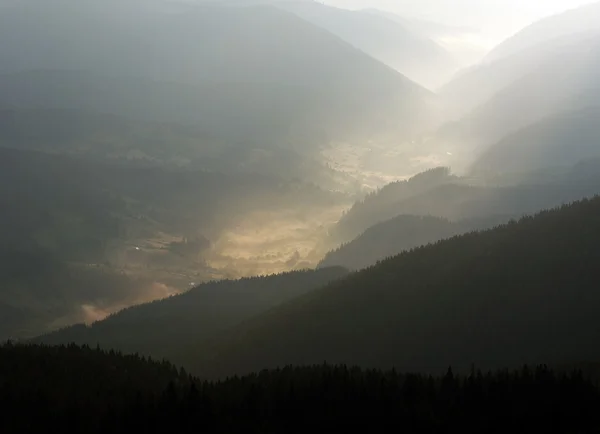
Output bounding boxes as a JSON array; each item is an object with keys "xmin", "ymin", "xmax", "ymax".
[{"xmin": 182, "ymin": 196, "xmax": 600, "ymax": 378}]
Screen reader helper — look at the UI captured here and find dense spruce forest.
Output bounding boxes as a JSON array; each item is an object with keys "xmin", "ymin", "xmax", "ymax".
[
  {"xmin": 333, "ymin": 167, "xmax": 457, "ymax": 241},
  {"xmin": 2, "ymin": 344, "xmax": 600, "ymax": 434},
  {"xmin": 35, "ymin": 267, "xmax": 348, "ymax": 361},
  {"xmin": 319, "ymin": 214, "xmax": 509, "ymax": 270},
  {"xmin": 332, "ymin": 159, "xmax": 600, "ymax": 245},
  {"xmin": 36, "ymin": 195, "xmax": 600, "ymax": 381},
  {"xmin": 182, "ymin": 197, "xmax": 600, "ymax": 378}
]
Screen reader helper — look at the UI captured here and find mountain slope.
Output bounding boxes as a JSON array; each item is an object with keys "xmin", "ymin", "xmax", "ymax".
[
  {"xmin": 277, "ymin": 2, "xmax": 457, "ymax": 89},
  {"xmin": 187, "ymin": 196, "xmax": 600, "ymax": 378},
  {"xmin": 439, "ymin": 32, "xmax": 592, "ymax": 117},
  {"xmin": 34, "ymin": 267, "xmax": 348, "ymax": 361},
  {"xmin": 334, "ymin": 160, "xmax": 600, "ymax": 245},
  {"xmin": 319, "ymin": 214, "xmax": 510, "ymax": 271},
  {"xmin": 0, "ymin": 108, "xmax": 346, "ymax": 187},
  {"xmin": 433, "ymin": 34, "xmax": 600, "ymax": 166},
  {"xmin": 333, "ymin": 167, "xmax": 457, "ymax": 242},
  {"xmin": 486, "ymin": 1, "xmax": 600, "ymax": 62},
  {"xmin": 321, "ymin": 215, "xmax": 460, "ymax": 270},
  {"xmin": 472, "ymin": 107, "xmax": 600, "ymax": 174},
  {"xmin": 0, "ymin": 147, "xmax": 346, "ymax": 339},
  {"xmin": 362, "ymin": 8, "xmax": 487, "ymax": 71},
  {"xmin": 0, "ymin": 1, "xmax": 436, "ymax": 144},
  {"xmin": 440, "ymin": 0, "xmax": 600, "ymax": 119},
  {"xmin": 332, "ymin": 160, "xmax": 600, "ymax": 243}
]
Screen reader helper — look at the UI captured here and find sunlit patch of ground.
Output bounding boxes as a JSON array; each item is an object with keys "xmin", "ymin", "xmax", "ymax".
[
  {"xmin": 203, "ymin": 141, "xmax": 450, "ymax": 278},
  {"xmin": 206, "ymin": 203, "xmax": 349, "ymax": 277},
  {"xmin": 321, "ymin": 141, "xmax": 443, "ymax": 192},
  {"xmin": 54, "ymin": 140, "xmax": 450, "ymax": 325}
]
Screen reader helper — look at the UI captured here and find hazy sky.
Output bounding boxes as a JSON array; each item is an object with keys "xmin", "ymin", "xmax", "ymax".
[{"xmin": 321, "ymin": 0, "xmax": 598, "ymax": 46}]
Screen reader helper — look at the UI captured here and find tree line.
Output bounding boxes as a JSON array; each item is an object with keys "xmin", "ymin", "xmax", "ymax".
[{"xmin": 1, "ymin": 344, "xmax": 599, "ymax": 433}]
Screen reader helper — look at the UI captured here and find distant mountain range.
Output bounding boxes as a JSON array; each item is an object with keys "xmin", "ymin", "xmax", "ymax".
[
  {"xmin": 0, "ymin": 0, "xmax": 438, "ymax": 147},
  {"xmin": 472, "ymin": 107, "xmax": 600, "ymax": 174},
  {"xmin": 485, "ymin": 0, "xmax": 600, "ymax": 62},
  {"xmin": 432, "ymin": 12, "xmax": 600, "ymax": 172},
  {"xmin": 276, "ymin": 2, "xmax": 459, "ymax": 89}
]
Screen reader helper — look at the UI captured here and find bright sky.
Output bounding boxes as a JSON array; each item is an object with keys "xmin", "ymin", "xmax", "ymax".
[{"xmin": 321, "ymin": 0, "xmax": 598, "ymax": 47}]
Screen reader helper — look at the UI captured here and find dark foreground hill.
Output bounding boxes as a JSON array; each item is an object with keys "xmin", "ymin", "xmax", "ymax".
[
  {"xmin": 188, "ymin": 196, "xmax": 600, "ymax": 378},
  {"xmin": 1, "ymin": 344, "xmax": 599, "ymax": 434},
  {"xmin": 35, "ymin": 267, "xmax": 348, "ymax": 361}
]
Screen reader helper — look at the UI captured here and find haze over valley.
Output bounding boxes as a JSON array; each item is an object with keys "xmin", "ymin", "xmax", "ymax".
[{"xmin": 2, "ymin": 2, "xmax": 600, "ymax": 431}]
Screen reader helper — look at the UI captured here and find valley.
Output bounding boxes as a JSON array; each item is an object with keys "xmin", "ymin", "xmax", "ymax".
[{"xmin": 1, "ymin": 1, "xmax": 600, "ymax": 431}]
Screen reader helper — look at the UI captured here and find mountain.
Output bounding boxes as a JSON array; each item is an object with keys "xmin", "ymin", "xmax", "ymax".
[
  {"xmin": 471, "ymin": 107, "xmax": 600, "ymax": 175},
  {"xmin": 0, "ymin": 108, "xmax": 220, "ymax": 163},
  {"xmin": 0, "ymin": 147, "xmax": 334, "ymax": 255},
  {"xmin": 321, "ymin": 215, "xmax": 460, "ymax": 270},
  {"xmin": 485, "ymin": 1, "xmax": 600, "ymax": 62},
  {"xmin": 362, "ymin": 8, "xmax": 487, "ymax": 70},
  {"xmin": 362, "ymin": 8, "xmax": 477, "ymax": 39},
  {"xmin": 0, "ymin": 108, "xmax": 347, "ymax": 187},
  {"xmin": 319, "ymin": 214, "xmax": 510, "ymax": 271},
  {"xmin": 34, "ymin": 267, "xmax": 348, "ymax": 361},
  {"xmin": 333, "ymin": 167, "xmax": 458, "ymax": 242},
  {"xmin": 3, "ymin": 344, "xmax": 599, "ymax": 434},
  {"xmin": 0, "ymin": 147, "xmax": 346, "ymax": 339},
  {"xmin": 0, "ymin": 1, "xmax": 436, "ymax": 145},
  {"xmin": 185, "ymin": 196, "xmax": 600, "ymax": 378},
  {"xmin": 276, "ymin": 2, "xmax": 458, "ymax": 89},
  {"xmin": 432, "ymin": 33, "xmax": 600, "ymax": 167},
  {"xmin": 0, "ymin": 252, "xmax": 151, "ymax": 340},
  {"xmin": 333, "ymin": 160, "xmax": 600, "ymax": 244},
  {"xmin": 440, "ymin": 0, "xmax": 600, "ymax": 121},
  {"xmin": 438, "ymin": 32, "xmax": 593, "ymax": 117}
]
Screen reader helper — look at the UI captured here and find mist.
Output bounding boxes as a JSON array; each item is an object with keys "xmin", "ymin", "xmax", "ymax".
[
  {"xmin": 0, "ymin": 0, "xmax": 599, "ymax": 376},
  {"xmin": 3, "ymin": 2, "xmax": 600, "ymax": 431}
]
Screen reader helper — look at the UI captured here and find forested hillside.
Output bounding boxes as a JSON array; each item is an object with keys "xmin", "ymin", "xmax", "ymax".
[
  {"xmin": 333, "ymin": 167, "xmax": 456, "ymax": 241},
  {"xmin": 0, "ymin": 108, "xmax": 344, "ymax": 186},
  {"xmin": 0, "ymin": 147, "xmax": 347, "ymax": 339},
  {"xmin": 333, "ymin": 160, "xmax": 600, "ymax": 244},
  {"xmin": 1, "ymin": 344, "xmax": 599, "ymax": 434},
  {"xmin": 2, "ymin": 2, "xmax": 600, "ymax": 430},
  {"xmin": 186, "ymin": 197, "xmax": 600, "ymax": 378},
  {"xmin": 0, "ymin": 147, "xmax": 340, "ymax": 260},
  {"xmin": 319, "ymin": 214, "xmax": 509, "ymax": 271},
  {"xmin": 35, "ymin": 267, "xmax": 348, "ymax": 361}
]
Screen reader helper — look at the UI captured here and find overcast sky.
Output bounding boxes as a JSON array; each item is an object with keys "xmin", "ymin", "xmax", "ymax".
[{"xmin": 321, "ymin": 0, "xmax": 598, "ymax": 46}]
